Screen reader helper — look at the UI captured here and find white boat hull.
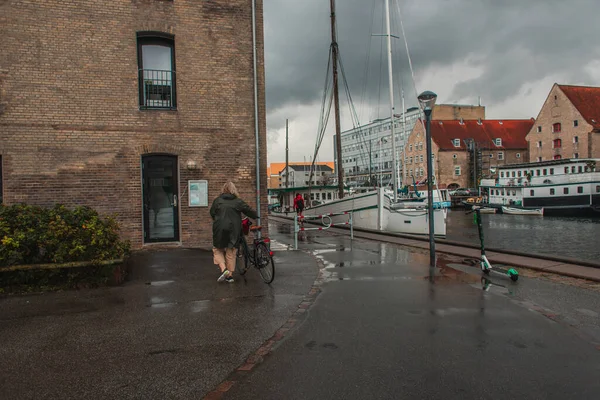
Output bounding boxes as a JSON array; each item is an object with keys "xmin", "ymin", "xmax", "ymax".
[
  {"xmin": 304, "ymin": 190, "xmax": 447, "ymax": 236},
  {"xmin": 501, "ymin": 206, "xmax": 544, "ymax": 216}
]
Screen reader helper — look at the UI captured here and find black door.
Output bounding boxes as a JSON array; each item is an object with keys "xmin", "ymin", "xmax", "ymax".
[{"xmin": 142, "ymin": 155, "xmax": 179, "ymax": 243}]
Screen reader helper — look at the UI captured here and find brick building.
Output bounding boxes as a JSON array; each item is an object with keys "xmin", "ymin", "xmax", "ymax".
[
  {"xmin": 0, "ymin": 0, "xmax": 267, "ymax": 248},
  {"xmin": 406, "ymin": 119, "xmax": 533, "ymax": 188},
  {"xmin": 527, "ymin": 84, "xmax": 600, "ymax": 162},
  {"xmin": 340, "ymin": 103, "xmax": 485, "ymax": 186}
]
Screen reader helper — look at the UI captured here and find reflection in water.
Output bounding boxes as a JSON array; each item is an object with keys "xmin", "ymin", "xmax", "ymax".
[{"xmin": 447, "ymin": 210, "xmax": 600, "ymax": 262}]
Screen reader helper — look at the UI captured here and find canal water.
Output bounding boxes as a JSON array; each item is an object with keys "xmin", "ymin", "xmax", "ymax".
[{"xmin": 446, "ymin": 210, "xmax": 600, "ymax": 262}]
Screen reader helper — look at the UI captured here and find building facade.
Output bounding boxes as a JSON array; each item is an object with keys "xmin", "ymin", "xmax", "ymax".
[
  {"xmin": 279, "ymin": 165, "xmax": 334, "ymax": 188},
  {"xmin": 527, "ymin": 84, "xmax": 600, "ymax": 162},
  {"xmin": 406, "ymin": 119, "xmax": 533, "ymax": 188},
  {"xmin": 337, "ymin": 104, "xmax": 485, "ymax": 187},
  {"xmin": 267, "ymin": 161, "xmax": 335, "ymax": 189},
  {"xmin": 0, "ymin": 0, "xmax": 267, "ymax": 248}
]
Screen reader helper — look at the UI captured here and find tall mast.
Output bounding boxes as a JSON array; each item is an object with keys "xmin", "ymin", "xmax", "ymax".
[
  {"xmin": 330, "ymin": 0, "xmax": 344, "ymax": 199},
  {"xmin": 401, "ymin": 87, "xmax": 406, "ymax": 187},
  {"xmin": 385, "ymin": 0, "xmax": 398, "ymax": 201},
  {"xmin": 285, "ymin": 119, "xmax": 289, "ymax": 189}
]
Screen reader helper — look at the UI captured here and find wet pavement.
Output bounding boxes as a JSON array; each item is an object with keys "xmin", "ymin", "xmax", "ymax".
[
  {"xmin": 223, "ymin": 220, "xmax": 600, "ymax": 399},
  {"xmin": 0, "ymin": 247, "xmax": 318, "ymax": 399}
]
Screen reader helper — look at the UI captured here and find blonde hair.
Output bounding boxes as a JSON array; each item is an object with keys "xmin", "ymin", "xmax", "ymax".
[{"xmin": 222, "ymin": 181, "xmax": 239, "ymax": 197}]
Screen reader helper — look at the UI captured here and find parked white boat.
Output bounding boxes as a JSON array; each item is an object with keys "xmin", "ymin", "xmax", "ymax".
[
  {"xmin": 306, "ymin": 189, "xmax": 447, "ymax": 236},
  {"xmin": 479, "ymin": 208, "xmax": 497, "ymax": 214},
  {"xmin": 501, "ymin": 206, "xmax": 544, "ymax": 216}
]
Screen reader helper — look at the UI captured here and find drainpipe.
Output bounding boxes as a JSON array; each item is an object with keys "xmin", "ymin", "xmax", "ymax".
[{"xmin": 252, "ymin": 0, "xmax": 261, "ymax": 231}]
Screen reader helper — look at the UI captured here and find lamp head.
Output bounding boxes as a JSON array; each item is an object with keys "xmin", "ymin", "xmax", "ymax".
[{"xmin": 418, "ymin": 90, "xmax": 438, "ymax": 110}]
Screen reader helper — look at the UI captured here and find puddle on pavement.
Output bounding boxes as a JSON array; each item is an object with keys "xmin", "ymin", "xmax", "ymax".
[
  {"xmin": 145, "ymin": 280, "xmax": 175, "ymax": 286},
  {"xmin": 190, "ymin": 300, "xmax": 211, "ymax": 313},
  {"xmin": 150, "ymin": 302, "xmax": 177, "ymax": 309}
]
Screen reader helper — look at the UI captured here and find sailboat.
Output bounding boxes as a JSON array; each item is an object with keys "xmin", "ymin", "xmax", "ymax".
[{"xmin": 305, "ymin": 0, "xmax": 447, "ymax": 236}]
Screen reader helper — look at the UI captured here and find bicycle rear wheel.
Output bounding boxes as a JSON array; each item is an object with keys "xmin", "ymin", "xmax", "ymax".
[
  {"xmin": 255, "ymin": 242, "xmax": 275, "ymax": 284},
  {"xmin": 235, "ymin": 241, "xmax": 249, "ymax": 276}
]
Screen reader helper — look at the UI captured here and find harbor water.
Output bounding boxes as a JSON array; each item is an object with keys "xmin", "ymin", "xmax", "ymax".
[{"xmin": 446, "ymin": 210, "xmax": 600, "ymax": 263}]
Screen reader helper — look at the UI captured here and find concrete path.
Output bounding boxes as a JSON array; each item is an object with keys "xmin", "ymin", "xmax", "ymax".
[
  {"xmin": 220, "ymin": 221, "xmax": 600, "ymax": 399},
  {"xmin": 0, "ymin": 248, "xmax": 318, "ymax": 399},
  {"xmin": 270, "ymin": 215, "xmax": 600, "ymax": 282}
]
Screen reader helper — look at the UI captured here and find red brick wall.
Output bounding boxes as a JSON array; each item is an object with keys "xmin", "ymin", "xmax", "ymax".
[
  {"xmin": 526, "ymin": 84, "xmax": 597, "ymax": 161},
  {"xmin": 0, "ymin": 0, "xmax": 268, "ymax": 249}
]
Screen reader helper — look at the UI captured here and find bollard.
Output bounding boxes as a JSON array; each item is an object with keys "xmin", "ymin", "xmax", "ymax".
[
  {"xmin": 350, "ymin": 211, "xmax": 354, "ymax": 240},
  {"xmin": 294, "ymin": 214, "xmax": 298, "ymax": 250}
]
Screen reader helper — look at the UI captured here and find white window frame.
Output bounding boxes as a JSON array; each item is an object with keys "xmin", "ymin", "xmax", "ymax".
[
  {"xmin": 454, "ymin": 166, "xmax": 461, "ymax": 176},
  {"xmin": 494, "ymin": 138, "xmax": 502, "ymax": 146},
  {"xmin": 453, "ymin": 139, "xmax": 460, "ymax": 147},
  {"xmin": 573, "ymin": 136, "xmax": 578, "ymax": 143},
  {"xmin": 497, "ymin": 152, "xmax": 504, "ymax": 160},
  {"xmin": 452, "ymin": 154, "xmax": 458, "ymax": 159},
  {"xmin": 516, "ymin": 153, "xmax": 521, "ymax": 159},
  {"xmin": 537, "ymin": 126, "xmax": 542, "ymax": 133}
]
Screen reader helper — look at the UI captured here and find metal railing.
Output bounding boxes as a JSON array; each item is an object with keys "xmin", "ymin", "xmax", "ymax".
[
  {"xmin": 293, "ymin": 211, "xmax": 353, "ymax": 250},
  {"xmin": 139, "ymin": 69, "xmax": 176, "ymax": 109}
]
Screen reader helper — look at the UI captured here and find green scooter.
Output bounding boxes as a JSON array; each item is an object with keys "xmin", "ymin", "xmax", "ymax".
[{"xmin": 467, "ymin": 206, "xmax": 519, "ymax": 282}]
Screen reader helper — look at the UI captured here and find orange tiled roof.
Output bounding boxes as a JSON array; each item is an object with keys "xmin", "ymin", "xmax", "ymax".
[
  {"xmin": 558, "ymin": 84, "xmax": 600, "ymax": 130},
  {"xmin": 427, "ymin": 119, "xmax": 534, "ymax": 150}
]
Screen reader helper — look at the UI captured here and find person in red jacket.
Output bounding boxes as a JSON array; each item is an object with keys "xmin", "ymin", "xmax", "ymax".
[{"xmin": 293, "ymin": 193, "xmax": 305, "ymax": 218}]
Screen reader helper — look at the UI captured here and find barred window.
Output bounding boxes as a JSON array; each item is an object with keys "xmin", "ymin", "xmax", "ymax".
[{"xmin": 137, "ymin": 32, "xmax": 177, "ymax": 109}]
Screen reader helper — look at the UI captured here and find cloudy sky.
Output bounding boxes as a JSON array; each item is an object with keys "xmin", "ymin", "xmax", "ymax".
[{"xmin": 263, "ymin": 0, "xmax": 600, "ymax": 164}]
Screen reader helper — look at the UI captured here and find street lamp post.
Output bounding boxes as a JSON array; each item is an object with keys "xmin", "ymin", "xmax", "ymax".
[{"xmin": 418, "ymin": 90, "xmax": 438, "ymax": 267}]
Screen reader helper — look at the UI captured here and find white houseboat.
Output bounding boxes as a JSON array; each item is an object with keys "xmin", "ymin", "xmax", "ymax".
[{"xmin": 480, "ymin": 158, "xmax": 600, "ymax": 216}]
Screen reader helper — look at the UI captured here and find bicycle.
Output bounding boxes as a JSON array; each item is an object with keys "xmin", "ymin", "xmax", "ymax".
[{"xmin": 236, "ymin": 218, "xmax": 275, "ymax": 284}]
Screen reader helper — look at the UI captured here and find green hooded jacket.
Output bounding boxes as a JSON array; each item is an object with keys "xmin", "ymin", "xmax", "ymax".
[{"xmin": 210, "ymin": 193, "xmax": 258, "ymax": 249}]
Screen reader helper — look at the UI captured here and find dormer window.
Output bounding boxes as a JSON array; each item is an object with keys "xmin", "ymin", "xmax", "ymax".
[
  {"xmin": 452, "ymin": 139, "xmax": 460, "ymax": 147},
  {"xmin": 552, "ymin": 123, "xmax": 561, "ymax": 133},
  {"xmin": 494, "ymin": 138, "xmax": 502, "ymax": 147}
]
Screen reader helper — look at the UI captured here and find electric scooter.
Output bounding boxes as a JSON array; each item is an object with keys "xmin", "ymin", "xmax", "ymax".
[{"xmin": 467, "ymin": 206, "xmax": 519, "ymax": 282}]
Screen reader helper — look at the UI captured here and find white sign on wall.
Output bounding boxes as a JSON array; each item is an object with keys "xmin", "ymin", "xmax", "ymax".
[{"xmin": 188, "ymin": 180, "xmax": 208, "ymax": 207}]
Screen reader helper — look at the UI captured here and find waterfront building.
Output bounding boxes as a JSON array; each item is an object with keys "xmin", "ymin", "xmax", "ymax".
[
  {"xmin": 337, "ymin": 104, "xmax": 485, "ymax": 187},
  {"xmin": 527, "ymin": 84, "xmax": 600, "ymax": 162},
  {"xmin": 406, "ymin": 118, "xmax": 534, "ymax": 189}
]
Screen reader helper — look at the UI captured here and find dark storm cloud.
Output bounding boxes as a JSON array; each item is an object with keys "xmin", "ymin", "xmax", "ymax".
[{"xmin": 264, "ymin": 0, "xmax": 600, "ymax": 125}]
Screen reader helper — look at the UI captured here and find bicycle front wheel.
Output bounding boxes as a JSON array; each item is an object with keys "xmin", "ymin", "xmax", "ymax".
[{"xmin": 255, "ymin": 242, "xmax": 275, "ymax": 284}]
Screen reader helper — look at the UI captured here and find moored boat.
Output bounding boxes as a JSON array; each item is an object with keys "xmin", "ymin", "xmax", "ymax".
[{"xmin": 501, "ymin": 206, "xmax": 544, "ymax": 216}]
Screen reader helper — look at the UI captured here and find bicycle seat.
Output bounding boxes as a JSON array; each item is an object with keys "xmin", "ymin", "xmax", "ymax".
[{"xmin": 250, "ymin": 225, "xmax": 262, "ymax": 231}]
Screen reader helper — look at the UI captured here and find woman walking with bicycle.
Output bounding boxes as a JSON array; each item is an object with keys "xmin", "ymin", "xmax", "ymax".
[{"xmin": 210, "ymin": 181, "xmax": 257, "ymax": 283}]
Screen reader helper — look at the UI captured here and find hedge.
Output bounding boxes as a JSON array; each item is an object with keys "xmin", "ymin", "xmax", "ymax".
[{"xmin": 0, "ymin": 203, "xmax": 130, "ymax": 267}]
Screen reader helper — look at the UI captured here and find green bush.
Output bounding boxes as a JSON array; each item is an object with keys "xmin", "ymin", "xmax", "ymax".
[{"xmin": 0, "ymin": 204, "xmax": 130, "ymax": 267}]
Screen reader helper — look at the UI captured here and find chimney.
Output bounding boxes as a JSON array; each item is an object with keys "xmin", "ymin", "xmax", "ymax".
[
  {"xmin": 459, "ymin": 118, "xmax": 464, "ymax": 125},
  {"xmin": 477, "ymin": 118, "xmax": 482, "ymax": 125}
]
